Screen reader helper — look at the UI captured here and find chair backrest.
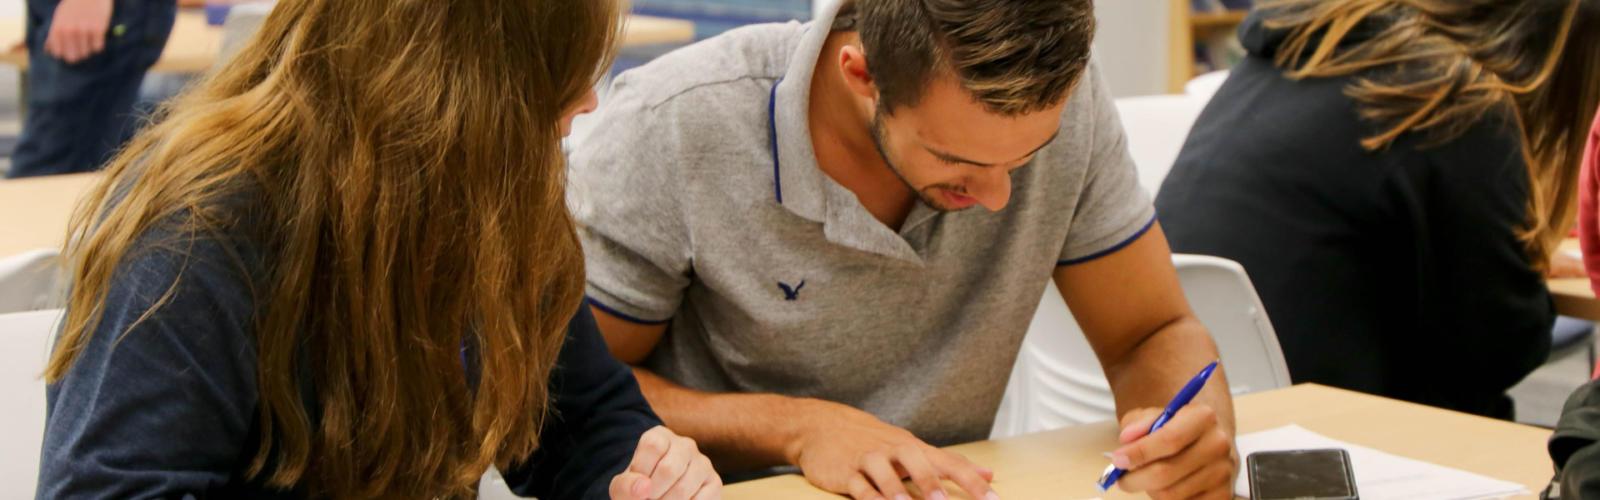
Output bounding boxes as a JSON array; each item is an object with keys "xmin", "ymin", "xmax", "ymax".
[
  {"xmin": 0, "ymin": 249, "xmax": 64, "ymax": 314},
  {"xmin": 1184, "ymin": 70, "xmax": 1230, "ymax": 102},
  {"xmin": 0, "ymin": 309, "xmax": 62, "ymax": 498},
  {"xmin": 990, "ymin": 254, "xmax": 1290, "ymax": 438}
]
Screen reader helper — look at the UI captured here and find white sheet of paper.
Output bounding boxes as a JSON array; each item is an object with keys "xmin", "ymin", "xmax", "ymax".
[{"xmin": 1234, "ymin": 425, "xmax": 1528, "ymax": 500}]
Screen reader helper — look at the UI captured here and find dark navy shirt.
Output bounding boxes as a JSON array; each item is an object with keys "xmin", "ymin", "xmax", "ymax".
[
  {"xmin": 38, "ymin": 211, "xmax": 660, "ymax": 499},
  {"xmin": 1156, "ymin": 12, "xmax": 1552, "ymax": 419}
]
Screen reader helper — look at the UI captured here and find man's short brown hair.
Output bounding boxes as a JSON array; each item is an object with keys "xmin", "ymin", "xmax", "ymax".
[{"xmin": 845, "ymin": 0, "xmax": 1096, "ymax": 116}]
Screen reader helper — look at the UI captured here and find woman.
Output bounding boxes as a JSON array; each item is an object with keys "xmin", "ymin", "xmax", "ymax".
[
  {"xmin": 37, "ymin": 0, "xmax": 721, "ymax": 498},
  {"xmin": 1156, "ymin": 0, "xmax": 1600, "ymax": 419}
]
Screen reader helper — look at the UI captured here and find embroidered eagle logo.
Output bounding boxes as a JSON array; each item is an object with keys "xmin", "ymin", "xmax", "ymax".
[{"xmin": 778, "ymin": 280, "xmax": 806, "ymax": 301}]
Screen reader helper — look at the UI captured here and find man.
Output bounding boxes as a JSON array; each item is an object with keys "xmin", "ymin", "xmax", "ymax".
[
  {"xmin": 572, "ymin": 1, "xmax": 1238, "ymax": 498},
  {"xmin": 9, "ymin": 0, "xmax": 175, "ymax": 178}
]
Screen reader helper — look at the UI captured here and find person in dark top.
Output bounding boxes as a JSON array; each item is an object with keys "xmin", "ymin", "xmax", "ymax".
[
  {"xmin": 36, "ymin": 0, "xmax": 722, "ymax": 498},
  {"xmin": 1156, "ymin": 0, "xmax": 1600, "ymax": 419},
  {"xmin": 6, "ymin": 0, "xmax": 176, "ymax": 178}
]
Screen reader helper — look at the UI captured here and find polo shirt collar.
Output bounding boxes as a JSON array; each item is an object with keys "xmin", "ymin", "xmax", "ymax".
[{"xmin": 770, "ymin": 3, "xmax": 926, "ymax": 263}]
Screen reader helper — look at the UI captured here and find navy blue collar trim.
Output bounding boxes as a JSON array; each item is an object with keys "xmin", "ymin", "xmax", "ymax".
[{"xmin": 768, "ymin": 78, "xmax": 784, "ymax": 204}]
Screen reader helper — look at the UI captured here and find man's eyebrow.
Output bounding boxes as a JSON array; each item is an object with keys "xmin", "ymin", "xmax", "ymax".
[{"xmin": 923, "ymin": 129, "xmax": 1061, "ymax": 167}]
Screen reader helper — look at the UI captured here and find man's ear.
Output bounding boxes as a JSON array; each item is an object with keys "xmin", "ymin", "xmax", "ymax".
[{"xmin": 838, "ymin": 44, "xmax": 877, "ymax": 101}]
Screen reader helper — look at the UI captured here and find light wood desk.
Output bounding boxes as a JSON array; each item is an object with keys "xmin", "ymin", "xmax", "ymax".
[
  {"xmin": 1551, "ymin": 239, "xmax": 1600, "ymax": 321},
  {"xmin": 0, "ymin": 172, "xmax": 99, "ymax": 258},
  {"xmin": 0, "ymin": 11, "xmax": 695, "ymax": 73},
  {"xmin": 725, "ymin": 384, "xmax": 1552, "ymax": 499}
]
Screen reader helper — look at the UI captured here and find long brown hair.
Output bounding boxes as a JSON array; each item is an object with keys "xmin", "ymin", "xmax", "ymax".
[
  {"xmin": 45, "ymin": 0, "xmax": 620, "ymax": 497},
  {"xmin": 1260, "ymin": 0, "xmax": 1600, "ymax": 266}
]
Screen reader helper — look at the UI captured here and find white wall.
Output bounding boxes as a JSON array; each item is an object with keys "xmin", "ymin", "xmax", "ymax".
[{"xmin": 1091, "ymin": 0, "xmax": 1176, "ymax": 97}]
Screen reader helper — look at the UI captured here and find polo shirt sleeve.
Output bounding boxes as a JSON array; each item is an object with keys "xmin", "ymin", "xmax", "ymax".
[
  {"xmin": 570, "ymin": 73, "xmax": 694, "ymax": 324},
  {"xmin": 1057, "ymin": 61, "xmax": 1158, "ymax": 266}
]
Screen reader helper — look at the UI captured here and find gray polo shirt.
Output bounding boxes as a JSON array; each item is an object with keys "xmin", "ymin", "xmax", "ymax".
[{"xmin": 571, "ymin": 5, "xmax": 1154, "ymax": 446}]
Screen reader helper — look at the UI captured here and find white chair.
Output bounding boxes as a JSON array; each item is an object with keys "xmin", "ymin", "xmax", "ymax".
[
  {"xmin": 0, "ymin": 308, "xmax": 62, "ymax": 498},
  {"xmin": 991, "ymin": 255, "xmax": 1291, "ymax": 438},
  {"xmin": 1113, "ymin": 95, "xmax": 1208, "ymax": 195},
  {"xmin": 1184, "ymin": 70, "xmax": 1230, "ymax": 102},
  {"xmin": 0, "ymin": 249, "xmax": 64, "ymax": 314}
]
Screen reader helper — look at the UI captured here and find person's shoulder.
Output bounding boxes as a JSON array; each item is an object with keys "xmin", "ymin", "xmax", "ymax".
[
  {"xmin": 609, "ymin": 21, "xmax": 805, "ymax": 111},
  {"xmin": 1029, "ymin": 61, "xmax": 1112, "ymax": 170},
  {"xmin": 101, "ymin": 183, "xmax": 269, "ymax": 309},
  {"xmin": 1411, "ymin": 108, "xmax": 1525, "ymax": 174}
]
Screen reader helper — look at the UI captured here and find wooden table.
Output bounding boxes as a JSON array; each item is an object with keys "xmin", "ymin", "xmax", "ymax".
[
  {"xmin": 0, "ymin": 10, "xmax": 694, "ymax": 73},
  {"xmin": 725, "ymin": 384, "xmax": 1552, "ymax": 499},
  {"xmin": 1551, "ymin": 239, "xmax": 1600, "ymax": 321},
  {"xmin": 0, "ymin": 172, "xmax": 98, "ymax": 258}
]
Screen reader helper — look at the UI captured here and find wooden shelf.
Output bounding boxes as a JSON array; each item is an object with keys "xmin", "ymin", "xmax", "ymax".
[
  {"xmin": 1190, "ymin": 10, "xmax": 1248, "ymax": 30},
  {"xmin": 1170, "ymin": 5, "xmax": 1249, "ymax": 92}
]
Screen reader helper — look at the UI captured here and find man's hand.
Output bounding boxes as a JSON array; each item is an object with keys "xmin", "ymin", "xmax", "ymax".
[
  {"xmin": 786, "ymin": 399, "xmax": 996, "ymax": 500},
  {"xmin": 45, "ymin": 0, "xmax": 114, "ymax": 64},
  {"xmin": 610, "ymin": 426, "xmax": 723, "ymax": 500},
  {"xmin": 1110, "ymin": 404, "xmax": 1237, "ymax": 500}
]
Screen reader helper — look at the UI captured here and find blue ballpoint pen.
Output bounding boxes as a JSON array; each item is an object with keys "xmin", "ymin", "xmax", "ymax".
[{"xmin": 1095, "ymin": 359, "xmax": 1220, "ymax": 492}]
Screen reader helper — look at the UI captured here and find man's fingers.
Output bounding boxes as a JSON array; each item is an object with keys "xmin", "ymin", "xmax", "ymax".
[
  {"xmin": 44, "ymin": 27, "xmax": 70, "ymax": 61},
  {"xmin": 846, "ymin": 473, "xmax": 885, "ymax": 500},
  {"xmin": 1113, "ymin": 405, "xmax": 1217, "ymax": 469},
  {"xmin": 891, "ymin": 446, "xmax": 945, "ymax": 500},
  {"xmin": 860, "ymin": 452, "xmax": 909, "ymax": 500},
  {"xmin": 59, "ymin": 28, "xmax": 91, "ymax": 63},
  {"xmin": 88, "ymin": 25, "xmax": 104, "ymax": 54},
  {"xmin": 930, "ymin": 451, "xmax": 995, "ymax": 500},
  {"xmin": 42, "ymin": 33, "xmax": 58, "ymax": 60},
  {"xmin": 976, "ymin": 466, "xmax": 996, "ymax": 482},
  {"xmin": 1118, "ymin": 408, "xmax": 1163, "ymax": 444},
  {"xmin": 60, "ymin": 34, "xmax": 83, "ymax": 63},
  {"xmin": 1117, "ymin": 424, "xmax": 1232, "ymax": 493},
  {"xmin": 1150, "ymin": 460, "xmax": 1233, "ymax": 500},
  {"xmin": 609, "ymin": 471, "xmax": 652, "ymax": 500},
  {"xmin": 74, "ymin": 25, "xmax": 106, "ymax": 60}
]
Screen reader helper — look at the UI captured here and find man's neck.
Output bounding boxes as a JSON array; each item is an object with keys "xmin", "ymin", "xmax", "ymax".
[{"xmin": 807, "ymin": 32, "xmax": 917, "ymax": 230}]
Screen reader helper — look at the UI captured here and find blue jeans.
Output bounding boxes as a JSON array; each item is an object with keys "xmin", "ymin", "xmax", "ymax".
[{"xmin": 7, "ymin": 0, "xmax": 175, "ymax": 178}]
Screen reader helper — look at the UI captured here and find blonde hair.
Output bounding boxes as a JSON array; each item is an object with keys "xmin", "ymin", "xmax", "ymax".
[
  {"xmin": 1261, "ymin": 0, "xmax": 1600, "ymax": 267},
  {"xmin": 46, "ymin": 0, "xmax": 620, "ymax": 497}
]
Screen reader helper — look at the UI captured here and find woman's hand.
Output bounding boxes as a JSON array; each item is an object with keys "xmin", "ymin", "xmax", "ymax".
[{"xmin": 610, "ymin": 426, "xmax": 722, "ymax": 500}]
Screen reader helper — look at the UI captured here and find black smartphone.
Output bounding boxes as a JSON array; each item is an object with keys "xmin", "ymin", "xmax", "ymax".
[{"xmin": 1247, "ymin": 449, "xmax": 1359, "ymax": 500}]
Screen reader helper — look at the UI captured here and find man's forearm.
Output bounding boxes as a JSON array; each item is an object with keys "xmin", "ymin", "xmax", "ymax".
[
  {"xmin": 631, "ymin": 367, "xmax": 819, "ymax": 472},
  {"xmin": 1104, "ymin": 317, "xmax": 1237, "ymax": 434}
]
